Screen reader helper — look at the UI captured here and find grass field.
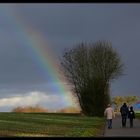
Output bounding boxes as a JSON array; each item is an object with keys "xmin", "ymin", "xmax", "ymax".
[
  {"xmin": 135, "ymin": 111, "xmax": 140, "ymax": 119},
  {"xmin": 0, "ymin": 112, "xmax": 105, "ymax": 137}
]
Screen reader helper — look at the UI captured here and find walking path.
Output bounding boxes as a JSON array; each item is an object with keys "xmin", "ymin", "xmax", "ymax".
[{"xmin": 103, "ymin": 116, "xmax": 140, "ymax": 137}]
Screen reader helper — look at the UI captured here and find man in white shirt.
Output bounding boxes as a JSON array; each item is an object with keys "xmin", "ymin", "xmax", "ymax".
[{"xmin": 104, "ymin": 104, "xmax": 115, "ymax": 129}]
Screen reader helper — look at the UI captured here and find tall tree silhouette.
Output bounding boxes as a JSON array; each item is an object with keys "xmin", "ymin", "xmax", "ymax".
[{"xmin": 60, "ymin": 41, "xmax": 124, "ymax": 116}]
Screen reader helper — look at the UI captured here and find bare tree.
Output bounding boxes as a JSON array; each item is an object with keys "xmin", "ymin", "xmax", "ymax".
[{"xmin": 60, "ymin": 41, "xmax": 124, "ymax": 116}]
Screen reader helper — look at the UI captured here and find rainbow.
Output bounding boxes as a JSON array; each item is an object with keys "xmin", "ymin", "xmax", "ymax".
[{"xmin": 2, "ymin": 6, "xmax": 74, "ymax": 107}]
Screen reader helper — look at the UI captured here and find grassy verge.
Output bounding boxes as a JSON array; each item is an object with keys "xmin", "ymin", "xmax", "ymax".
[
  {"xmin": 135, "ymin": 112, "xmax": 140, "ymax": 119},
  {"xmin": 0, "ymin": 112, "xmax": 105, "ymax": 137}
]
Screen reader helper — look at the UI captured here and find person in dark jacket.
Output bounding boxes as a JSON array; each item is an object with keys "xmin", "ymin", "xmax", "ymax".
[
  {"xmin": 128, "ymin": 106, "xmax": 135, "ymax": 128},
  {"xmin": 120, "ymin": 103, "xmax": 129, "ymax": 127}
]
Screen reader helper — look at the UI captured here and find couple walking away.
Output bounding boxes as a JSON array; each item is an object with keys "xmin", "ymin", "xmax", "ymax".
[
  {"xmin": 120, "ymin": 103, "xmax": 135, "ymax": 128},
  {"xmin": 104, "ymin": 103, "xmax": 135, "ymax": 129}
]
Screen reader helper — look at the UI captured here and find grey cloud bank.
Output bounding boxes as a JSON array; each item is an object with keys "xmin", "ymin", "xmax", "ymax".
[{"xmin": 0, "ymin": 4, "xmax": 140, "ymax": 111}]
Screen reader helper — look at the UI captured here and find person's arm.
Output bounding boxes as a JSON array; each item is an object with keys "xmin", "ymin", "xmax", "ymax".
[
  {"xmin": 128, "ymin": 111, "xmax": 130, "ymax": 118},
  {"xmin": 127, "ymin": 107, "xmax": 129, "ymax": 114},
  {"xmin": 104, "ymin": 109, "xmax": 107, "ymax": 117}
]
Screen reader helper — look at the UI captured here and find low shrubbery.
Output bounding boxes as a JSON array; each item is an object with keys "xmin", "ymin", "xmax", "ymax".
[
  {"xmin": 12, "ymin": 106, "xmax": 81, "ymax": 113},
  {"xmin": 12, "ymin": 105, "xmax": 47, "ymax": 113}
]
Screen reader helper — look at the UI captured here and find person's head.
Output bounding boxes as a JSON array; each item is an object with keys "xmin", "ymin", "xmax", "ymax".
[
  {"xmin": 130, "ymin": 106, "xmax": 133, "ymax": 110},
  {"xmin": 123, "ymin": 103, "xmax": 127, "ymax": 107},
  {"xmin": 107, "ymin": 104, "xmax": 111, "ymax": 107}
]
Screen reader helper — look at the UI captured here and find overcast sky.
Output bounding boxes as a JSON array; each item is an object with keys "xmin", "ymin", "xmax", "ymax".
[{"xmin": 0, "ymin": 3, "xmax": 140, "ymax": 111}]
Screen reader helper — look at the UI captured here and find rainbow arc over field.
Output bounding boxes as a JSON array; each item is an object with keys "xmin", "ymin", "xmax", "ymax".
[{"xmin": 1, "ymin": 6, "xmax": 74, "ymax": 107}]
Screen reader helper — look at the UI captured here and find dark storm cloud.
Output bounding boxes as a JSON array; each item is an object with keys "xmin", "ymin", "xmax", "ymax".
[
  {"xmin": 12, "ymin": 4, "xmax": 140, "ymax": 53},
  {"xmin": 0, "ymin": 21, "xmax": 47, "ymax": 84},
  {"xmin": 0, "ymin": 44, "xmax": 46, "ymax": 84},
  {"xmin": 0, "ymin": 82, "xmax": 62, "ymax": 99},
  {"xmin": 0, "ymin": 4, "xmax": 140, "ymax": 98}
]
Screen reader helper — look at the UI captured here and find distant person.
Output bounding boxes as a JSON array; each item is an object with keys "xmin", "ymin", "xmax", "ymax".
[
  {"xmin": 128, "ymin": 106, "xmax": 135, "ymax": 128},
  {"xmin": 120, "ymin": 103, "xmax": 129, "ymax": 127},
  {"xmin": 104, "ymin": 104, "xmax": 115, "ymax": 129}
]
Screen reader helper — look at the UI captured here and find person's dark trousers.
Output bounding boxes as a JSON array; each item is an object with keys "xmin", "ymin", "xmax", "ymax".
[
  {"xmin": 130, "ymin": 118, "xmax": 133, "ymax": 128},
  {"xmin": 107, "ymin": 119, "xmax": 112, "ymax": 129},
  {"xmin": 122, "ymin": 115, "xmax": 127, "ymax": 127}
]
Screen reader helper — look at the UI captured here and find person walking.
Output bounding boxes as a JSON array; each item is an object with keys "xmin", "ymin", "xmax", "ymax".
[
  {"xmin": 128, "ymin": 106, "xmax": 135, "ymax": 128},
  {"xmin": 120, "ymin": 103, "xmax": 129, "ymax": 127},
  {"xmin": 104, "ymin": 104, "xmax": 115, "ymax": 129}
]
